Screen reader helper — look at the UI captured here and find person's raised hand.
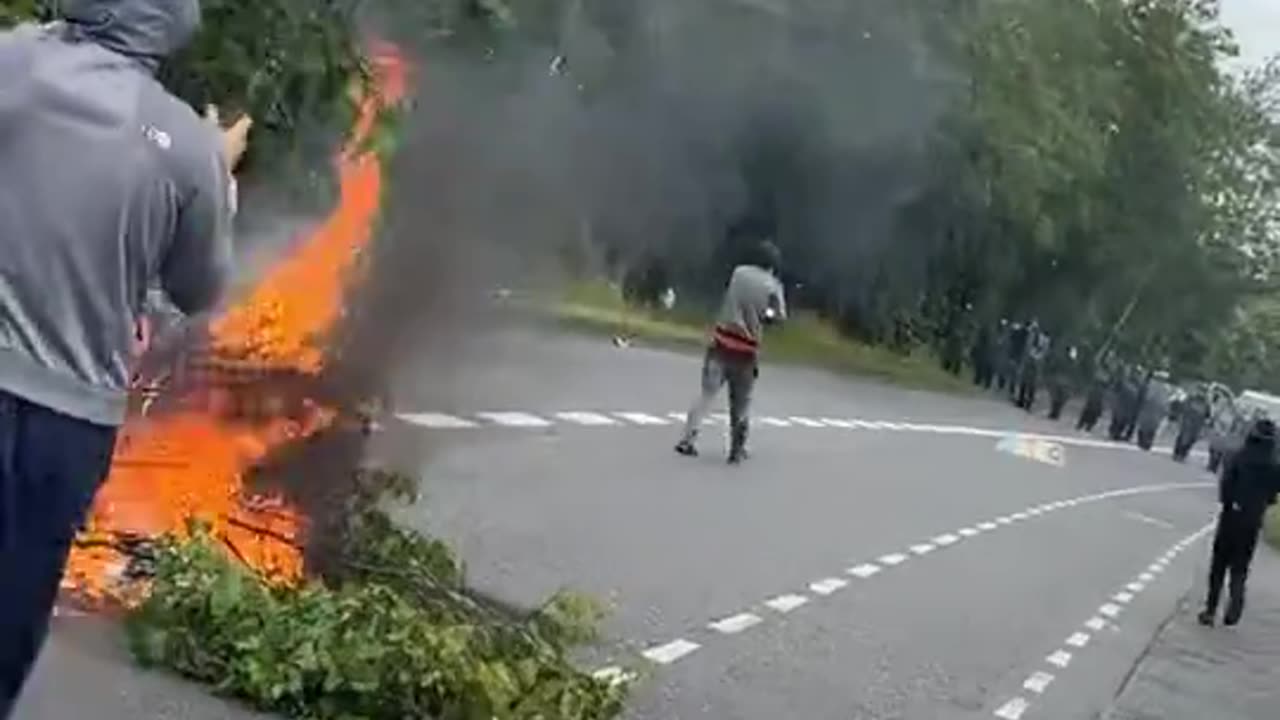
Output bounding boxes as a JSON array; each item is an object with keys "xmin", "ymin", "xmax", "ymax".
[{"xmin": 204, "ymin": 104, "xmax": 254, "ymax": 171}]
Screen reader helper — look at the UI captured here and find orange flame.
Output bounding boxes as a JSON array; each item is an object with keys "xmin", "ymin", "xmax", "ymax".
[
  {"xmin": 211, "ymin": 47, "xmax": 407, "ymax": 371},
  {"xmin": 63, "ymin": 46, "xmax": 408, "ymax": 605}
]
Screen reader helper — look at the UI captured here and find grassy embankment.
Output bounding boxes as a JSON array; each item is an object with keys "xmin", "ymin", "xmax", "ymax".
[{"xmin": 552, "ymin": 281, "xmax": 972, "ymax": 394}]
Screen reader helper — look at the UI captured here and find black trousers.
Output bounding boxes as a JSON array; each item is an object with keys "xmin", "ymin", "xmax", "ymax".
[
  {"xmin": 1077, "ymin": 398, "xmax": 1102, "ymax": 431},
  {"xmin": 1048, "ymin": 385, "xmax": 1068, "ymax": 419},
  {"xmin": 1137, "ymin": 424, "xmax": 1157, "ymax": 451},
  {"xmin": 1173, "ymin": 423, "xmax": 1202, "ymax": 461},
  {"xmin": 1204, "ymin": 510, "xmax": 1263, "ymax": 619},
  {"xmin": 1017, "ymin": 369, "xmax": 1038, "ymax": 410},
  {"xmin": 0, "ymin": 391, "xmax": 117, "ymax": 719}
]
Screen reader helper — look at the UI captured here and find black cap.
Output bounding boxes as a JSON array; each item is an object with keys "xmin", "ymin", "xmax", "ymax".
[{"xmin": 749, "ymin": 240, "xmax": 782, "ymax": 272}]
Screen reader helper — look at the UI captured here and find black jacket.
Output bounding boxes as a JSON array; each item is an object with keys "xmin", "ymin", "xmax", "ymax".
[{"xmin": 1220, "ymin": 437, "xmax": 1280, "ymax": 526}]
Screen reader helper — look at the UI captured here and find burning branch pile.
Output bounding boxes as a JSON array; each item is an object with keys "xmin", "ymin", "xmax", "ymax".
[
  {"xmin": 54, "ymin": 40, "xmax": 629, "ymax": 718},
  {"xmin": 127, "ymin": 470, "xmax": 627, "ymax": 720},
  {"xmin": 46, "ymin": 30, "xmax": 629, "ymax": 712},
  {"xmin": 62, "ymin": 45, "xmax": 407, "ymax": 608}
]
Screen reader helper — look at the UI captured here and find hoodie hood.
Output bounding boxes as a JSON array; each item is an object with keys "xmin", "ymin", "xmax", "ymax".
[{"xmin": 61, "ymin": 0, "xmax": 200, "ymax": 71}]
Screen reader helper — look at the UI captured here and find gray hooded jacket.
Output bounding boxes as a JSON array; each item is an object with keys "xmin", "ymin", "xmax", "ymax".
[{"xmin": 0, "ymin": 0, "xmax": 233, "ymax": 426}]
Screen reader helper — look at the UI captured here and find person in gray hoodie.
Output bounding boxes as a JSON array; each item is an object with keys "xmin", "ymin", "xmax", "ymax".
[
  {"xmin": 675, "ymin": 241, "xmax": 786, "ymax": 464},
  {"xmin": 0, "ymin": 1, "xmax": 251, "ymax": 713}
]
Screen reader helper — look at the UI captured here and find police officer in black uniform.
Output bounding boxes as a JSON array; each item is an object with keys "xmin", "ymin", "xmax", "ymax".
[
  {"xmin": 1199, "ymin": 418, "xmax": 1280, "ymax": 627},
  {"xmin": 1173, "ymin": 386, "xmax": 1210, "ymax": 462}
]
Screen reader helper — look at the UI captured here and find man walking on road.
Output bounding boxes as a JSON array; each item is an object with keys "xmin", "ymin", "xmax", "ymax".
[
  {"xmin": 1199, "ymin": 418, "xmax": 1280, "ymax": 628},
  {"xmin": 0, "ymin": 1, "xmax": 250, "ymax": 715},
  {"xmin": 675, "ymin": 241, "xmax": 786, "ymax": 464}
]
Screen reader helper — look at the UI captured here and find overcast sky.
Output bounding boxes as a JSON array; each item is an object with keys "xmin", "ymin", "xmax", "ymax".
[{"xmin": 1222, "ymin": 0, "xmax": 1278, "ymax": 68}]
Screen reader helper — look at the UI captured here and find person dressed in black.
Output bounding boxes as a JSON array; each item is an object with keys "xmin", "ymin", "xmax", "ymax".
[
  {"xmin": 1016, "ymin": 321, "xmax": 1047, "ymax": 410},
  {"xmin": 1109, "ymin": 367, "xmax": 1140, "ymax": 441},
  {"xmin": 1077, "ymin": 365, "xmax": 1107, "ymax": 433},
  {"xmin": 971, "ymin": 325, "xmax": 996, "ymax": 389},
  {"xmin": 1006, "ymin": 321, "xmax": 1028, "ymax": 402},
  {"xmin": 1045, "ymin": 344, "xmax": 1075, "ymax": 420},
  {"xmin": 1173, "ymin": 386, "xmax": 1210, "ymax": 462},
  {"xmin": 1123, "ymin": 368, "xmax": 1150, "ymax": 442},
  {"xmin": 1199, "ymin": 418, "xmax": 1280, "ymax": 627}
]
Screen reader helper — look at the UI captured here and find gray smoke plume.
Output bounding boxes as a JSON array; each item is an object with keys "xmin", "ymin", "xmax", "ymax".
[{"xmin": 338, "ymin": 0, "xmax": 960, "ymax": 392}]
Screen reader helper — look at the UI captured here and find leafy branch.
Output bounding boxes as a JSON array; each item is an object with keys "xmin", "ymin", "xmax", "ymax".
[{"xmin": 127, "ymin": 470, "xmax": 628, "ymax": 720}]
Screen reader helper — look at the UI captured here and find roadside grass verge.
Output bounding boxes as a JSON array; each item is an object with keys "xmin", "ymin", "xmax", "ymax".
[
  {"xmin": 1266, "ymin": 506, "xmax": 1280, "ymax": 551},
  {"xmin": 553, "ymin": 281, "xmax": 972, "ymax": 394}
]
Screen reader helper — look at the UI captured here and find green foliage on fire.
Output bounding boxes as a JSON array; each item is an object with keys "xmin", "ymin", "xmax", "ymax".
[{"xmin": 127, "ymin": 469, "xmax": 629, "ymax": 720}]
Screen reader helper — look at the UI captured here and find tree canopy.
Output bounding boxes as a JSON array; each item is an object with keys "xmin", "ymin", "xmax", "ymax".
[{"xmin": 497, "ymin": 0, "xmax": 1280, "ymax": 389}]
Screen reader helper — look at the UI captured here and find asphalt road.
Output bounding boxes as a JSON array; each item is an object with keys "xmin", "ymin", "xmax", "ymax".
[{"xmin": 14, "ymin": 327, "xmax": 1235, "ymax": 719}]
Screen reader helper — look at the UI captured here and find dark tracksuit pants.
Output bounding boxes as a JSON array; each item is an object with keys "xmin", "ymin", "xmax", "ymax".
[
  {"xmin": 1174, "ymin": 419, "xmax": 1204, "ymax": 461},
  {"xmin": 1077, "ymin": 392, "xmax": 1103, "ymax": 432},
  {"xmin": 681, "ymin": 345, "xmax": 756, "ymax": 452},
  {"xmin": 1204, "ymin": 509, "xmax": 1264, "ymax": 620},
  {"xmin": 0, "ymin": 391, "xmax": 117, "ymax": 718},
  {"xmin": 1048, "ymin": 382, "xmax": 1068, "ymax": 419},
  {"xmin": 1017, "ymin": 365, "xmax": 1038, "ymax": 410}
]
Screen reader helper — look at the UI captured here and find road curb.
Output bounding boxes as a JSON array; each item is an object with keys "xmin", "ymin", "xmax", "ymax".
[{"xmin": 1100, "ymin": 547, "xmax": 1280, "ymax": 720}]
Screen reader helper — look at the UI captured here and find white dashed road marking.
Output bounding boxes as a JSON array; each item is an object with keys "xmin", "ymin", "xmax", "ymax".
[
  {"xmin": 994, "ymin": 697, "xmax": 1031, "ymax": 720},
  {"xmin": 1023, "ymin": 671, "xmax": 1054, "ymax": 694},
  {"xmin": 394, "ymin": 409, "xmax": 1208, "ymax": 473},
  {"xmin": 991, "ymin": 524, "xmax": 1213, "ymax": 719},
  {"xmin": 642, "ymin": 639, "xmax": 701, "ymax": 665},
  {"xmin": 396, "ymin": 412, "xmax": 477, "ymax": 428},
  {"xmin": 616, "ymin": 412, "xmax": 671, "ymax": 425},
  {"xmin": 708, "ymin": 613, "xmax": 763, "ymax": 635},
  {"xmin": 476, "ymin": 411, "xmax": 553, "ymax": 427},
  {"xmin": 848, "ymin": 563, "xmax": 882, "ymax": 579},
  {"xmin": 400, "ymin": 407, "xmax": 1221, "ymax": 684},
  {"xmin": 555, "ymin": 411, "xmax": 619, "ymax": 426},
  {"xmin": 608, "ymin": 490, "xmax": 1214, "ymax": 676},
  {"xmin": 1046, "ymin": 650, "xmax": 1073, "ymax": 669},
  {"xmin": 809, "ymin": 578, "xmax": 849, "ymax": 595},
  {"xmin": 765, "ymin": 594, "xmax": 810, "ymax": 613}
]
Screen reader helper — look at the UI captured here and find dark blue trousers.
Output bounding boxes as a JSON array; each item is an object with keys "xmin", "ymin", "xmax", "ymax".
[{"xmin": 0, "ymin": 391, "xmax": 116, "ymax": 719}]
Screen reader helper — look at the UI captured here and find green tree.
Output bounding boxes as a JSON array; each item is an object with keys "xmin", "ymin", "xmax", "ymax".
[{"xmin": 1, "ymin": 0, "xmax": 367, "ymax": 200}]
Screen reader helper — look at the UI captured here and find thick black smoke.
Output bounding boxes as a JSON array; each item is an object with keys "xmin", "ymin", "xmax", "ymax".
[{"xmin": 338, "ymin": 0, "xmax": 959, "ymax": 393}]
